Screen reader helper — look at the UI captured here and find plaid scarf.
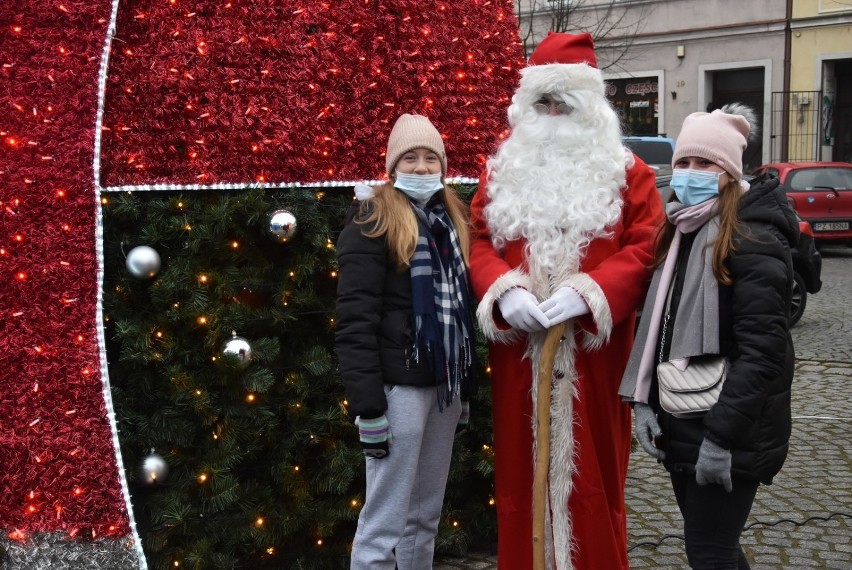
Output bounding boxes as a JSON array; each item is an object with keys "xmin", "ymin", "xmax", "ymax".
[{"xmin": 409, "ymin": 201, "xmax": 476, "ymax": 410}]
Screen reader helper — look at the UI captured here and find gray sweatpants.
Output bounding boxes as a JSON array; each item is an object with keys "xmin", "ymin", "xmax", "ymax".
[{"xmin": 350, "ymin": 385, "xmax": 462, "ymax": 570}]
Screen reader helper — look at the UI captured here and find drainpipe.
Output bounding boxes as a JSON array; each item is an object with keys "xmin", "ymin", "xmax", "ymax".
[{"xmin": 781, "ymin": 0, "xmax": 793, "ymax": 162}]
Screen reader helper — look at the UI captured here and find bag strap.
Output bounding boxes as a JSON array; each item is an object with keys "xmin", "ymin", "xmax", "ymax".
[{"xmin": 658, "ymin": 277, "xmax": 676, "ymax": 365}]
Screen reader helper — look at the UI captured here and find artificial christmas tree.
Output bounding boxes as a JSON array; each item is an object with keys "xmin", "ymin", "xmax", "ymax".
[
  {"xmin": 102, "ymin": 188, "xmax": 358, "ymax": 568},
  {"xmin": 101, "ymin": 185, "xmax": 495, "ymax": 568}
]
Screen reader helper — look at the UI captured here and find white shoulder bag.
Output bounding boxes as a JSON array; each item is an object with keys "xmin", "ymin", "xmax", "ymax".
[{"xmin": 656, "ymin": 280, "xmax": 726, "ymax": 419}]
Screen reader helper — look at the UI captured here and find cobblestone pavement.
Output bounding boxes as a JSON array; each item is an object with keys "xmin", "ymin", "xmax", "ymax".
[{"xmin": 436, "ymin": 246, "xmax": 852, "ymax": 569}]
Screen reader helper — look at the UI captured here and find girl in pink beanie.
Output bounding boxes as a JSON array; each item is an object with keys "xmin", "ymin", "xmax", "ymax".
[
  {"xmin": 335, "ymin": 114, "xmax": 477, "ymax": 569},
  {"xmin": 621, "ymin": 104, "xmax": 797, "ymax": 569}
]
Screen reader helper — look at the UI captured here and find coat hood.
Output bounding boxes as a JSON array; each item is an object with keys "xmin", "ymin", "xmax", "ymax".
[{"xmin": 738, "ymin": 175, "xmax": 799, "ymax": 247}]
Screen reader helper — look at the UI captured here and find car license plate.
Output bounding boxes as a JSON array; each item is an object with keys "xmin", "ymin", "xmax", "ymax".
[{"xmin": 813, "ymin": 222, "xmax": 849, "ymax": 231}]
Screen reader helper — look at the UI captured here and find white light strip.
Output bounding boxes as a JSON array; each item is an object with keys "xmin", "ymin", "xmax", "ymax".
[
  {"xmin": 93, "ymin": 0, "xmax": 148, "ymax": 568},
  {"xmin": 99, "ymin": 177, "xmax": 480, "ymax": 193}
]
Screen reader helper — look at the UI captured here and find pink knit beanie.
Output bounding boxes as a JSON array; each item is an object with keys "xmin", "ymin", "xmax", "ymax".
[
  {"xmin": 672, "ymin": 108, "xmax": 752, "ymax": 180},
  {"xmin": 385, "ymin": 114, "xmax": 446, "ymax": 176}
]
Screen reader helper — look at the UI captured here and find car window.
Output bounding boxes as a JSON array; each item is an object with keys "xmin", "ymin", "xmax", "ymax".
[
  {"xmin": 787, "ymin": 168, "xmax": 852, "ymax": 191},
  {"xmin": 624, "ymin": 141, "xmax": 674, "ymax": 166}
]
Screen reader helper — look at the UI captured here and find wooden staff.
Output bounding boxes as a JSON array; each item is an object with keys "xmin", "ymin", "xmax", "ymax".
[{"xmin": 533, "ymin": 322, "xmax": 568, "ymax": 570}]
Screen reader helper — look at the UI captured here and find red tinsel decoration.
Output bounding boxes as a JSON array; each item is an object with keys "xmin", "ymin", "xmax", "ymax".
[
  {"xmin": 0, "ymin": 0, "xmax": 523, "ymax": 544},
  {"xmin": 99, "ymin": 0, "xmax": 524, "ymax": 185},
  {"xmin": 0, "ymin": 0, "xmax": 130, "ymax": 537}
]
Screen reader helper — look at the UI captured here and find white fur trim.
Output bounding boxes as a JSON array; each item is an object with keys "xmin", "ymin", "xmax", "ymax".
[
  {"xmin": 476, "ymin": 268, "xmax": 531, "ymax": 343},
  {"xmin": 561, "ymin": 273, "xmax": 612, "ymax": 350},
  {"xmin": 518, "ymin": 63, "xmax": 605, "ymax": 99},
  {"xmin": 624, "ymin": 147, "xmax": 636, "ymax": 169},
  {"xmin": 353, "ymin": 183, "xmax": 373, "ymax": 201}
]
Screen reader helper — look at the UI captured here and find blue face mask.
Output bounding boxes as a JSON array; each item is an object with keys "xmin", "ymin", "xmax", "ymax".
[
  {"xmin": 671, "ymin": 168, "xmax": 721, "ymax": 206},
  {"xmin": 394, "ymin": 171, "xmax": 443, "ymax": 203}
]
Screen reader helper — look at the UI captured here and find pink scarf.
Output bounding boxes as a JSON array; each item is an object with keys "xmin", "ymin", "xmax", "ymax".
[{"xmin": 633, "ymin": 198, "xmax": 720, "ymax": 403}]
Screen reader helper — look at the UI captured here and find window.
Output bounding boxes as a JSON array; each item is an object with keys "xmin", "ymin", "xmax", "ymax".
[{"xmin": 787, "ymin": 168, "xmax": 852, "ymax": 191}]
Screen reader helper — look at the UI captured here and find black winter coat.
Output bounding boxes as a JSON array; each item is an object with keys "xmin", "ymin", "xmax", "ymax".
[
  {"xmin": 654, "ymin": 176, "xmax": 798, "ymax": 484},
  {"xmin": 335, "ymin": 216, "xmax": 452, "ymax": 418}
]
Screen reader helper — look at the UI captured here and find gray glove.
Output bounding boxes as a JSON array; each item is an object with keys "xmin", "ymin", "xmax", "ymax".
[
  {"xmin": 633, "ymin": 403, "xmax": 665, "ymax": 460},
  {"xmin": 695, "ymin": 438, "xmax": 732, "ymax": 492}
]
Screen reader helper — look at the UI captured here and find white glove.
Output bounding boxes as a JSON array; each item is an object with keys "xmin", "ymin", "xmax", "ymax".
[
  {"xmin": 538, "ymin": 287, "xmax": 589, "ymax": 325},
  {"xmin": 497, "ymin": 288, "xmax": 549, "ymax": 332}
]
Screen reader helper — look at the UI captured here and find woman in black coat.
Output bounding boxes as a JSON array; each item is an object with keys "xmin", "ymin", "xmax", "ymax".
[{"xmin": 620, "ymin": 104, "xmax": 797, "ymax": 569}]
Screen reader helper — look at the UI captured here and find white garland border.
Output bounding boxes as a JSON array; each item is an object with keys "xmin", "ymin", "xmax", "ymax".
[{"xmin": 93, "ymin": 1, "xmax": 147, "ymax": 568}]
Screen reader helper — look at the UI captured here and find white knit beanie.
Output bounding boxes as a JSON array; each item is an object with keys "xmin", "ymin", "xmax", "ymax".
[
  {"xmin": 672, "ymin": 105, "xmax": 755, "ymax": 180},
  {"xmin": 385, "ymin": 114, "xmax": 446, "ymax": 176}
]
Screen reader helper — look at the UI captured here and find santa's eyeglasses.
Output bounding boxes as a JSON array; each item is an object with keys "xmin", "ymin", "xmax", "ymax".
[{"xmin": 533, "ymin": 94, "xmax": 574, "ymax": 116}]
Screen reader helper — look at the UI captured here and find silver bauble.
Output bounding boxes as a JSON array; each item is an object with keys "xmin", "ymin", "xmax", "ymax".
[
  {"xmin": 141, "ymin": 452, "xmax": 168, "ymax": 484},
  {"xmin": 126, "ymin": 245, "xmax": 161, "ymax": 279},
  {"xmin": 221, "ymin": 331, "xmax": 252, "ymax": 368},
  {"xmin": 267, "ymin": 210, "xmax": 298, "ymax": 243}
]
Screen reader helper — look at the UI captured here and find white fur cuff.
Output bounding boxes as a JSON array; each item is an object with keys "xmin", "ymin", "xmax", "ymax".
[
  {"xmin": 519, "ymin": 63, "xmax": 605, "ymax": 98},
  {"xmin": 560, "ymin": 273, "xmax": 612, "ymax": 349},
  {"xmin": 476, "ymin": 269, "xmax": 531, "ymax": 344}
]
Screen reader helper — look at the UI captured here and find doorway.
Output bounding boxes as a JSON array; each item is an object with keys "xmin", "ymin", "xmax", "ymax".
[
  {"xmin": 829, "ymin": 60, "xmax": 852, "ymax": 163},
  {"xmin": 709, "ymin": 68, "xmax": 766, "ymax": 172}
]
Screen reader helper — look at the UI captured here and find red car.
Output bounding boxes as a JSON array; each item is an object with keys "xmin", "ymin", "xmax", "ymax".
[{"xmin": 751, "ymin": 162, "xmax": 852, "ymax": 244}]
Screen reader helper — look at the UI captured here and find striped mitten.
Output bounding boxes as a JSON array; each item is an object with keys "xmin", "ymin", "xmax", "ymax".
[
  {"xmin": 359, "ymin": 415, "xmax": 391, "ymax": 458},
  {"xmin": 456, "ymin": 401, "xmax": 470, "ymax": 435}
]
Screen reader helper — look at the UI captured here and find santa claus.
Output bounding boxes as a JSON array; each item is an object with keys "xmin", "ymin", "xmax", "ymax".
[{"xmin": 469, "ymin": 32, "xmax": 663, "ymax": 569}]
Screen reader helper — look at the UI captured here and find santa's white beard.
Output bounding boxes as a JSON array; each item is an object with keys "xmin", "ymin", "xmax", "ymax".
[{"xmin": 484, "ymin": 102, "xmax": 628, "ymax": 291}]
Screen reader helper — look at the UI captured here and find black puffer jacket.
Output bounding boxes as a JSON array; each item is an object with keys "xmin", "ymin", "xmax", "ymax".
[
  {"xmin": 654, "ymin": 176, "xmax": 798, "ymax": 484},
  {"xmin": 334, "ymin": 216, "xmax": 441, "ymax": 419}
]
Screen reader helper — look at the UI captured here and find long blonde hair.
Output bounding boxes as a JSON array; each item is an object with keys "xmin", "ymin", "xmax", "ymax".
[
  {"xmin": 652, "ymin": 178, "xmax": 743, "ymax": 285},
  {"xmin": 357, "ymin": 183, "xmax": 471, "ymax": 271}
]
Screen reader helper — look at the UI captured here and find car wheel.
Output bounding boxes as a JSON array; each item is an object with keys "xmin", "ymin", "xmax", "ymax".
[{"xmin": 790, "ymin": 271, "xmax": 807, "ymax": 326}]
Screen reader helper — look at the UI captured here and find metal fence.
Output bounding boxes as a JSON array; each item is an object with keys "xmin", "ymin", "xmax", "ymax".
[{"xmin": 770, "ymin": 90, "xmax": 823, "ymax": 162}]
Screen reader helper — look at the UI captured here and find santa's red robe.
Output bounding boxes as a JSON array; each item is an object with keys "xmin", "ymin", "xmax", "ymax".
[{"xmin": 469, "ymin": 157, "xmax": 662, "ymax": 569}]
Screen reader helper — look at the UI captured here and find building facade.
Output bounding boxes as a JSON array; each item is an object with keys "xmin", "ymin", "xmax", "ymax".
[
  {"xmin": 789, "ymin": 0, "xmax": 852, "ymax": 162},
  {"xmin": 516, "ymin": 0, "xmax": 852, "ymax": 167}
]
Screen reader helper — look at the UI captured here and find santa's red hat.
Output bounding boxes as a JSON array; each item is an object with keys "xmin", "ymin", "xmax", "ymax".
[
  {"xmin": 516, "ymin": 32, "xmax": 604, "ymax": 100},
  {"xmin": 528, "ymin": 32, "xmax": 597, "ymax": 68}
]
